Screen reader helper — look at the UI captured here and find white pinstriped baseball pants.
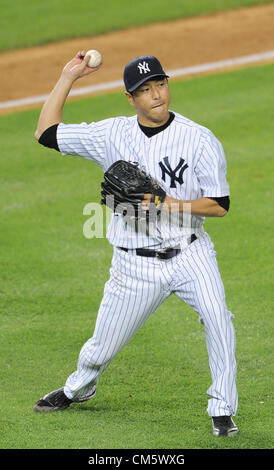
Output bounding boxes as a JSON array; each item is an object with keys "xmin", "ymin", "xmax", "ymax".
[{"xmin": 64, "ymin": 233, "xmax": 238, "ymax": 417}]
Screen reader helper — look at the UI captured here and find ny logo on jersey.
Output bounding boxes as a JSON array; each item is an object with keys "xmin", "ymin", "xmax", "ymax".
[
  {"xmin": 159, "ymin": 156, "xmax": 188, "ymax": 188},
  {"xmin": 137, "ymin": 61, "xmax": 151, "ymax": 74}
]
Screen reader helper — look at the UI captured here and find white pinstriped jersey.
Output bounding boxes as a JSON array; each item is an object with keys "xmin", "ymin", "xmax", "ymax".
[{"xmin": 57, "ymin": 111, "xmax": 229, "ymax": 249}]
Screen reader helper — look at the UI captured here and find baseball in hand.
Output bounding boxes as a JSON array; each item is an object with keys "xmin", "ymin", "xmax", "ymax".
[{"xmin": 85, "ymin": 50, "xmax": 102, "ymax": 68}]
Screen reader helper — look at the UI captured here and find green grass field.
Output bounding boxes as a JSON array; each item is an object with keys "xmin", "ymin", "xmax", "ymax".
[
  {"xmin": 0, "ymin": 62, "xmax": 273, "ymax": 450},
  {"xmin": 0, "ymin": 0, "xmax": 273, "ymax": 51}
]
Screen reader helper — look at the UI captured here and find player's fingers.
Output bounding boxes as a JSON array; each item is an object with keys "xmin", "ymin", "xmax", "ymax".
[
  {"xmin": 75, "ymin": 51, "xmax": 83, "ymax": 59},
  {"xmin": 83, "ymin": 54, "xmax": 91, "ymax": 65},
  {"xmin": 141, "ymin": 193, "xmax": 152, "ymax": 210}
]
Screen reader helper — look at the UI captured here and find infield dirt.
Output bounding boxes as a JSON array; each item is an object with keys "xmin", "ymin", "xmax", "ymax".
[{"xmin": 1, "ymin": 2, "xmax": 274, "ymax": 113}]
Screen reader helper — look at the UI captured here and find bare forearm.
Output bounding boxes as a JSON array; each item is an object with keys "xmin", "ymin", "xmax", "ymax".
[
  {"xmin": 34, "ymin": 76, "xmax": 73, "ymax": 140},
  {"xmin": 163, "ymin": 196, "xmax": 227, "ymax": 217},
  {"xmin": 34, "ymin": 50, "xmax": 102, "ymax": 141}
]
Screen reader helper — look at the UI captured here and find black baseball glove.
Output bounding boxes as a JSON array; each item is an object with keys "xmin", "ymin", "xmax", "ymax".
[{"xmin": 101, "ymin": 160, "xmax": 166, "ymax": 220}]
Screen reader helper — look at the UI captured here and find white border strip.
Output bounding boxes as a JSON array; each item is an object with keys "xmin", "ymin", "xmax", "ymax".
[{"xmin": 1, "ymin": 50, "xmax": 274, "ymax": 110}]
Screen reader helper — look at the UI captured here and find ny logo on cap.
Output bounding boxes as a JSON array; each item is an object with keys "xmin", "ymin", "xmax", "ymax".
[{"xmin": 138, "ymin": 61, "xmax": 151, "ymax": 74}]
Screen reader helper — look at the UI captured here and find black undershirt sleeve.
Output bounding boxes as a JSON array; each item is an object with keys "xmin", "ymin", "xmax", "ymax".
[
  {"xmin": 209, "ymin": 196, "xmax": 230, "ymax": 212},
  {"xmin": 38, "ymin": 124, "xmax": 60, "ymax": 151}
]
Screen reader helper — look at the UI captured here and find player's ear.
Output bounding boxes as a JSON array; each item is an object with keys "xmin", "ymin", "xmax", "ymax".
[{"xmin": 125, "ymin": 91, "xmax": 135, "ymax": 107}]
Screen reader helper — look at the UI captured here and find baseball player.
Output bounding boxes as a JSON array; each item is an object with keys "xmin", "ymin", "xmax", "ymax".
[{"xmin": 33, "ymin": 51, "xmax": 238, "ymax": 437}]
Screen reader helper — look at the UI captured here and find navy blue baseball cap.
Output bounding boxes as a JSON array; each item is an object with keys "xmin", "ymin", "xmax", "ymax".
[{"xmin": 123, "ymin": 56, "xmax": 169, "ymax": 93}]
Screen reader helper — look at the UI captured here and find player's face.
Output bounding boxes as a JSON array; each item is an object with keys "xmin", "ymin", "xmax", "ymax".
[{"xmin": 126, "ymin": 78, "xmax": 171, "ymax": 127}]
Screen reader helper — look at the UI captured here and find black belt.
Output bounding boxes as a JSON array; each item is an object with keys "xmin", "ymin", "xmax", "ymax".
[{"xmin": 119, "ymin": 234, "xmax": 197, "ymax": 260}]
